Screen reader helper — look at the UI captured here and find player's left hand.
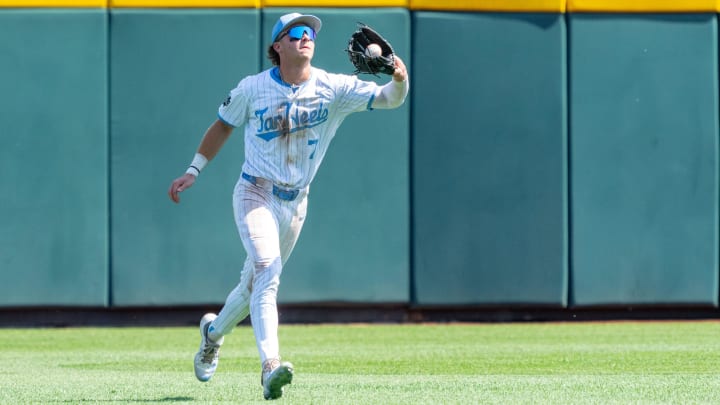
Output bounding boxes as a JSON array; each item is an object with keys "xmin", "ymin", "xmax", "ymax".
[
  {"xmin": 168, "ymin": 173, "xmax": 196, "ymax": 203},
  {"xmin": 392, "ymin": 56, "xmax": 407, "ymax": 83}
]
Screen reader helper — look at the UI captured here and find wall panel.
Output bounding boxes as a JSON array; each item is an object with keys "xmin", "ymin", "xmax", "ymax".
[
  {"xmin": 413, "ymin": 12, "xmax": 568, "ymax": 305},
  {"xmin": 569, "ymin": 14, "xmax": 719, "ymax": 306},
  {"xmin": 110, "ymin": 9, "xmax": 258, "ymax": 305},
  {"xmin": 0, "ymin": 10, "xmax": 108, "ymax": 306}
]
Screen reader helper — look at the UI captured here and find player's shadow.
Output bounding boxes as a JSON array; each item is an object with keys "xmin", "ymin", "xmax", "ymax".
[{"xmin": 57, "ymin": 397, "xmax": 194, "ymax": 403}]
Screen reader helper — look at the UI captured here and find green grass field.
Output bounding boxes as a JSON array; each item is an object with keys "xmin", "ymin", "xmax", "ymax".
[{"xmin": 1, "ymin": 321, "xmax": 719, "ymax": 404}]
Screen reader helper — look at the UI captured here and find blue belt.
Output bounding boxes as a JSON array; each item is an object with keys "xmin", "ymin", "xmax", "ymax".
[{"xmin": 241, "ymin": 172, "xmax": 300, "ymax": 202}]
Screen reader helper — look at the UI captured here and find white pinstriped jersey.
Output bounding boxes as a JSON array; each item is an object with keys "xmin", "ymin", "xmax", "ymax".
[{"xmin": 218, "ymin": 66, "xmax": 379, "ymax": 189}]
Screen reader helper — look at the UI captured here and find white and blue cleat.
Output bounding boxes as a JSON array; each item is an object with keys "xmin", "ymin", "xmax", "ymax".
[{"xmin": 194, "ymin": 313, "xmax": 224, "ymax": 382}]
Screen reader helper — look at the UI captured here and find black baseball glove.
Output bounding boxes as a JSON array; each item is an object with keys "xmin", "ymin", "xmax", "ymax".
[{"xmin": 346, "ymin": 23, "xmax": 396, "ymax": 76}]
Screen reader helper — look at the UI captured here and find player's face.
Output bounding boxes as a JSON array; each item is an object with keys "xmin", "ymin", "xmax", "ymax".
[{"xmin": 276, "ymin": 24, "xmax": 315, "ymax": 62}]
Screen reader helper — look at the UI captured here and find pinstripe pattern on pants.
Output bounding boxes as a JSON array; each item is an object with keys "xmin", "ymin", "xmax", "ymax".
[{"xmin": 211, "ymin": 176, "xmax": 307, "ymax": 365}]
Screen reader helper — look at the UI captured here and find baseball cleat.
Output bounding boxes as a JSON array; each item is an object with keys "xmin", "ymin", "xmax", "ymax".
[
  {"xmin": 261, "ymin": 359, "xmax": 294, "ymax": 400},
  {"xmin": 194, "ymin": 313, "xmax": 224, "ymax": 382}
]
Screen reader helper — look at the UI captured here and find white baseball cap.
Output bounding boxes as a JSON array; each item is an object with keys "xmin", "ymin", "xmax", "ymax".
[{"xmin": 271, "ymin": 13, "xmax": 322, "ymax": 42}]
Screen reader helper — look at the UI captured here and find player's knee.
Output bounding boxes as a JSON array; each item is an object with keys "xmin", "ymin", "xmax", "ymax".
[
  {"xmin": 251, "ymin": 265, "xmax": 281, "ymax": 299},
  {"xmin": 254, "ymin": 256, "xmax": 281, "ymax": 275}
]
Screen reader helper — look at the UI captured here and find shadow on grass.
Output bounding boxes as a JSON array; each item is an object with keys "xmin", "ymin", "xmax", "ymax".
[{"xmin": 56, "ymin": 397, "xmax": 195, "ymax": 403}]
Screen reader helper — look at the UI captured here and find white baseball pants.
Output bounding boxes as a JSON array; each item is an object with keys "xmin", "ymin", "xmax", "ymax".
[{"xmin": 209, "ymin": 177, "xmax": 308, "ymax": 365}]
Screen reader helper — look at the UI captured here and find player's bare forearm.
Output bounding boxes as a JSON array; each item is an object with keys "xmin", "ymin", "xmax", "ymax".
[{"xmin": 197, "ymin": 119, "xmax": 234, "ymax": 160}]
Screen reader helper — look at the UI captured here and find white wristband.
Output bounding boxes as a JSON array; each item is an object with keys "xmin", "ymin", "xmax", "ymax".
[
  {"xmin": 185, "ymin": 153, "xmax": 208, "ymax": 177},
  {"xmin": 185, "ymin": 166, "xmax": 200, "ymax": 177}
]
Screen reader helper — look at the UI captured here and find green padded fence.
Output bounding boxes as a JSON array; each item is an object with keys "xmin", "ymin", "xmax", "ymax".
[
  {"xmin": 412, "ymin": 12, "xmax": 568, "ymax": 306},
  {"xmin": 0, "ymin": 10, "xmax": 109, "ymax": 306},
  {"xmin": 109, "ymin": 10, "xmax": 257, "ymax": 305},
  {"xmin": 569, "ymin": 14, "xmax": 719, "ymax": 306},
  {"xmin": 1, "ymin": 6, "xmax": 719, "ymax": 310}
]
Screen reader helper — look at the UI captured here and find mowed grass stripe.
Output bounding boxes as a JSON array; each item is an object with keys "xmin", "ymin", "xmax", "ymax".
[{"xmin": 0, "ymin": 322, "xmax": 718, "ymax": 404}]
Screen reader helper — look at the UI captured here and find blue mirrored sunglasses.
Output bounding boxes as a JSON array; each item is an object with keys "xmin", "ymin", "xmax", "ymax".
[{"xmin": 279, "ymin": 25, "xmax": 316, "ymax": 42}]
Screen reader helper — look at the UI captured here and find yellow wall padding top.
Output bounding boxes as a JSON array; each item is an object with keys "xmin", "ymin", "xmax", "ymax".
[
  {"xmin": 568, "ymin": 0, "xmax": 718, "ymax": 12},
  {"xmin": 409, "ymin": 0, "xmax": 565, "ymax": 12},
  {"xmin": 0, "ymin": 0, "xmax": 106, "ymax": 6},
  {"xmin": 261, "ymin": 0, "xmax": 407, "ymax": 6},
  {"xmin": 110, "ymin": 0, "xmax": 257, "ymax": 6}
]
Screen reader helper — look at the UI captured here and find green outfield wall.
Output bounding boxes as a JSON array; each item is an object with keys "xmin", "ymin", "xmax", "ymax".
[
  {"xmin": 0, "ymin": 9, "xmax": 109, "ymax": 306},
  {"xmin": 569, "ymin": 14, "xmax": 719, "ymax": 306},
  {"xmin": 109, "ymin": 9, "xmax": 257, "ymax": 306},
  {"xmin": 412, "ymin": 12, "xmax": 567, "ymax": 306},
  {"xmin": 1, "ymin": 3, "xmax": 719, "ymax": 310}
]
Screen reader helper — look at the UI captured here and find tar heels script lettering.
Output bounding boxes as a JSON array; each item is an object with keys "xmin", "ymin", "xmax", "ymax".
[{"xmin": 255, "ymin": 101, "xmax": 329, "ymax": 141}]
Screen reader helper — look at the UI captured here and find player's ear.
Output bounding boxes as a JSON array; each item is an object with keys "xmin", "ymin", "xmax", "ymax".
[{"xmin": 273, "ymin": 42, "xmax": 281, "ymax": 52}]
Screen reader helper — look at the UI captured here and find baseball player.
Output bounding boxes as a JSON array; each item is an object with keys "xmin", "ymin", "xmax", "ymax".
[{"xmin": 167, "ymin": 13, "xmax": 408, "ymax": 400}]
